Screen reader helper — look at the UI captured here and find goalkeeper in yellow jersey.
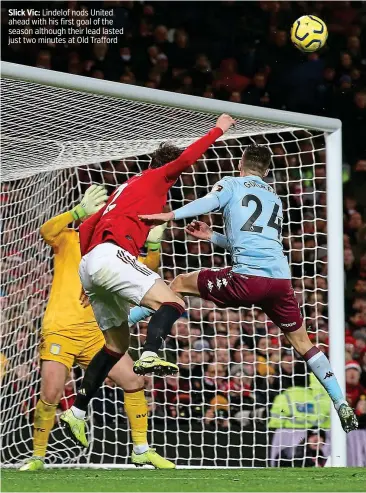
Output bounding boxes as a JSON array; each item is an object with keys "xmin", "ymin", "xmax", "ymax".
[{"xmin": 19, "ymin": 185, "xmax": 173, "ymax": 471}]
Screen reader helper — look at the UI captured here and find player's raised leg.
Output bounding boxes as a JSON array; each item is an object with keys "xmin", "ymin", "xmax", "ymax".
[
  {"xmin": 285, "ymin": 325, "xmax": 358, "ymax": 433},
  {"xmin": 19, "ymin": 360, "xmax": 68, "ymax": 471},
  {"xmin": 80, "ymin": 242, "xmax": 184, "ymax": 377},
  {"xmin": 63, "ymin": 246, "xmax": 184, "ymax": 441},
  {"xmin": 133, "ymin": 278, "xmax": 185, "ymax": 375},
  {"xmin": 61, "ymin": 323, "xmax": 130, "ymax": 445},
  {"xmin": 171, "ymin": 268, "xmax": 358, "ymax": 433},
  {"xmin": 257, "ymin": 279, "xmax": 358, "ymax": 433}
]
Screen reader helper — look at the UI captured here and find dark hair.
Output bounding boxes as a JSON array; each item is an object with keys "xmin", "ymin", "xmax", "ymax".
[
  {"xmin": 307, "ymin": 427, "xmax": 326, "ymax": 442},
  {"xmin": 243, "ymin": 144, "xmax": 272, "ymax": 175},
  {"xmin": 150, "ymin": 143, "xmax": 182, "ymax": 168}
]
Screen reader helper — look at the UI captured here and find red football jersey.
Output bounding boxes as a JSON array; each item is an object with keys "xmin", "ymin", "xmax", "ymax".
[{"xmin": 79, "ymin": 127, "xmax": 223, "ymax": 257}]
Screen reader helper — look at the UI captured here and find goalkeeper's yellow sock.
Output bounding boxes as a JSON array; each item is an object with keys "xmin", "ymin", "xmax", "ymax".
[
  {"xmin": 33, "ymin": 399, "xmax": 57, "ymax": 457},
  {"xmin": 124, "ymin": 389, "xmax": 149, "ymax": 453}
]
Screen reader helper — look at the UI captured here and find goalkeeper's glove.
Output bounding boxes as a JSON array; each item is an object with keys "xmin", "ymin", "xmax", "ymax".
[
  {"xmin": 71, "ymin": 185, "xmax": 108, "ymax": 221},
  {"xmin": 145, "ymin": 223, "xmax": 167, "ymax": 251}
]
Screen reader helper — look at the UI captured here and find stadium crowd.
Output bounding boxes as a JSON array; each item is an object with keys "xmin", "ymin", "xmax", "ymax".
[{"xmin": 1, "ymin": 0, "xmax": 366, "ymax": 466}]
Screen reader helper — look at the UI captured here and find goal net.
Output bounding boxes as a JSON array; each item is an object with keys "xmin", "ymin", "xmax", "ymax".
[{"xmin": 1, "ymin": 63, "xmax": 342, "ymax": 468}]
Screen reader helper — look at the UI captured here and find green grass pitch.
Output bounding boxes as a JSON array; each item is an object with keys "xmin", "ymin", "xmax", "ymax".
[{"xmin": 2, "ymin": 468, "xmax": 366, "ymax": 492}]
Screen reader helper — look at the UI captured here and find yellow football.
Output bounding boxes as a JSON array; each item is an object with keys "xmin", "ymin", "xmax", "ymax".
[{"xmin": 291, "ymin": 15, "xmax": 328, "ymax": 53}]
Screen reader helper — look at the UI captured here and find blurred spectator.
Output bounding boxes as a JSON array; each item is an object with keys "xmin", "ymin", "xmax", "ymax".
[
  {"xmin": 190, "ymin": 54, "xmax": 213, "ymax": 92},
  {"xmin": 213, "ymin": 58, "xmax": 250, "ymax": 96},
  {"xmin": 360, "ymin": 349, "xmax": 366, "ymax": 389},
  {"xmin": 242, "ymin": 72, "xmax": 269, "ymax": 106},
  {"xmin": 154, "ymin": 374, "xmax": 191, "ymax": 420},
  {"xmin": 273, "ymin": 350, "xmax": 296, "ymax": 393},
  {"xmin": 275, "ymin": 428, "xmax": 327, "ymax": 467},
  {"xmin": 165, "ymin": 317, "xmax": 190, "ymax": 359},
  {"xmin": 345, "ymin": 360, "xmax": 365, "ymax": 408},
  {"xmin": 169, "ymin": 30, "xmax": 193, "ymax": 71},
  {"xmin": 269, "ymin": 365, "xmax": 331, "ymax": 430},
  {"xmin": 256, "ymin": 336, "xmax": 276, "ymax": 378}
]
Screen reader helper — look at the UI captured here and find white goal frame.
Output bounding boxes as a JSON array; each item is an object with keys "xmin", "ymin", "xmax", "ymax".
[{"xmin": 1, "ymin": 61, "xmax": 345, "ymax": 467}]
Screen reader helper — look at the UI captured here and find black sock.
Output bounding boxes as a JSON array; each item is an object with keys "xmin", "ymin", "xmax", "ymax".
[
  {"xmin": 143, "ymin": 302, "xmax": 185, "ymax": 353},
  {"xmin": 74, "ymin": 345, "xmax": 123, "ymax": 412}
]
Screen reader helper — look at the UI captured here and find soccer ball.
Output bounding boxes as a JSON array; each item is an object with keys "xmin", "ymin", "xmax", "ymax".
[{"xmin": 291, "ymin": 15, "xmax": 328, "ymax": 53}]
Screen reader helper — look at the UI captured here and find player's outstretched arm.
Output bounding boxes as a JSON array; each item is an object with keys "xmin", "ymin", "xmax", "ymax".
[
  {"xmin": 139, "ymin": 194, "xmax": 219, "ymax": 226},
  {"xmin": 40, "ymin": 211, "xmax": 78, "ymax": 247},
  {"xmin": 40, "ymin": 185, "xmax": 107, "ymax": 248},
  {"xmin": 163, "ymin": 114, "xmax": 235, "ymax": 181},
  {"xmin": 139, "ymin": 180, "xmax": 233, "ymax": 226},
  {"xmin": 140, "ymin": 178, "xmax": 233, "ymax": 226}
]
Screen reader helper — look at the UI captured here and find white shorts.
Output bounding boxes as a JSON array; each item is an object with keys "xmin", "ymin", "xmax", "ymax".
[{"xmin": 79, "ymin": 242, "xmax": 160, "ymax": 331}]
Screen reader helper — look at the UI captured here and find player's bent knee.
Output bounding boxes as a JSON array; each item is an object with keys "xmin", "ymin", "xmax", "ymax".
[
  {"xmin": 171, "ymin": 272, "xmax": 200, "ymax": 297},
  {"xmin": 108, "ymin": 370, "xmax": 144, "ymax": 391},
  {"xmin": 142, "ymin": 278, "xmax": 185, "ymax": 311},
  {"xmin": 40, "ymin": 386, "xmax": 63, "ymax": 405},
  {"xmin": 170, "ymin": 274, "xmax": 184, "ymax": 293},
  {"xmin": 108, "ymin": 354, "xmax": 144, "ymax": 390}
]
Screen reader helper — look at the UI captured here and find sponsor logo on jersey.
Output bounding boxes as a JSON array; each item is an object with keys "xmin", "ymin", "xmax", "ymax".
[
  {"xmin": 211, "ymin": 184, "xmax": 223, "ymax": 193},
  {"xmin": 324, "ymin": 371, "xmax": 334, "ymax": 380},
  {"xmin": 281, "ymin": 321, "xmax": 296, "ymax": 328},
  {"xmin": 50, "ymin": 343, "xmax": 61, "ymax": 355}
]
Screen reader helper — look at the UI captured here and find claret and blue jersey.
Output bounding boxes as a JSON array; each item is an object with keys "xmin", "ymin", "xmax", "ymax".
[{"xmin": 208, "ymin": 175, "xmax": 291, "ymax": 279}]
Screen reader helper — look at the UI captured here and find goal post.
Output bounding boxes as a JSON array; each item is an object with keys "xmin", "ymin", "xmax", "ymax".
[
  {"xmin": 325, "ymin": 129, "xmax": 346, "ymax": 467},
  {"xmin": 1, "ymin": 61, "xmax": 345, "ymax": 467}
]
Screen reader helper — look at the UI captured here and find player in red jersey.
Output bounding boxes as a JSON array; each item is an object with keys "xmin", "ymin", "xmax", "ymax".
[{"xmin": 65, "ymin": 114, "xmax": 235, "ymax": 426}]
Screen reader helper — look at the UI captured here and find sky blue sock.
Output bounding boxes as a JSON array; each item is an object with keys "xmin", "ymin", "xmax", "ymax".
[
  {"xmin": 304, "ymin": 347, "xmax": 346, "ymax": 410},
  {"xmin": 128, "ymin": 306, "xmax": 155, "ymax": 327}
]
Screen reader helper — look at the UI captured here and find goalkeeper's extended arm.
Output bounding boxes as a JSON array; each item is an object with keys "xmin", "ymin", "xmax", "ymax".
[
  {"xmin": 40, "ymin": 185, "xmax": 107, "ymax": 248},
  {"xmin": 40, "ymin": 211, "xmax": 76, "ymax": 247}
]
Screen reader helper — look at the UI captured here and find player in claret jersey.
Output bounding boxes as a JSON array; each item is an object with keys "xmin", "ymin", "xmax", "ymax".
[
  {"xmin": 63, "ymin": 114, "xmax": 235, "ymax": 436},
  {"xmin": 140, "ymin": 144, "xmax": 358, "ymax": 434}
]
